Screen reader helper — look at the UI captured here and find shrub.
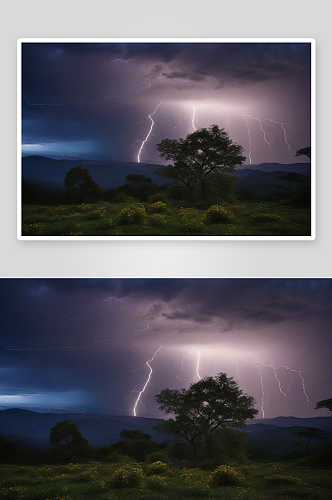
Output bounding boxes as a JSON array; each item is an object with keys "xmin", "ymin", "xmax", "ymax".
[
  {"xmin": 85, "ymin": 209, "xmax": 106, "ymax": 220},
  {"xmin": 118, "ymin": 455, "xmax": 133, "ymax": 464},
  {"xmin": 145, "ymin": 461, "xmax": 167, "ymax": 476},
  {"xmin": 144, "ymin": 476, "xmax": 168, "ymax": 492},
  {"xmin": 149, "ymin": 201, "xmax": 167, "ymax": 213},
  {"xmin": 251, "ymin": 213, "xmax": 283, "ymax": 223},
  {"xmin": 204, "ymin": 205, "xmax": 233, "ymax": 224},
  {"xmin": 112, "ymin": 193, "xmax": 127, "ymax": 203},
  {"xmin": 118, "ymin": 203, "xmax": 146, "ymax": 225},
  {"xmin": 147, "ymin": 214, "xmax": 167, "ymax": 228},
  {"xmin": 265, "ymin": 474, "xmax": 300, "ymax": 486},
  {"xmin": 75, "ymin": 470, "xmax": 97, "ymax": 482},
  {"xmin": 105, "ymin": 451, "xmax": 122, "ymax": 463},
  {"xmin": 22, "ymin": 223, "xmax": 44, "ymax": 236},
  {"xmin": 146, "ymin": 451, "xmax": 169, "ymax": 464},
  {"xmin": 173, "ymin": 485, "xmax": 210, "ymax": 497},
  {"xmin": 112, "ymin": 463, "xmax": 143, "ymax": 488},
  {"xmin": 178, "ymin": 207, "xmax": 197, "ymax": 219},
  {"xmin": 148, "ymin": 193, "xmax": 168, "ymax": 204},
  {"xmin": 210, "ymin": 465, "xmax": 243, "ymax": 487},
  {"xmin": 172, "ymin": 221, "xmax": 203, "ymax": 234}
]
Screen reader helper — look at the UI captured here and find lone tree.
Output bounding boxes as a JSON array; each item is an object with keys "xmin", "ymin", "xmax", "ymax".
[
  {"xmin": 278, "ymin": 172, "xmax": 305, "ymax": 192},
  {"xmin": 153, "ymin": 372, "xmax": 258, "ymax": 459},
  {"xmin": 295, "ymin": 147, "xmax": 311, "ymax": 160},
  {"xmin": 294, "ymin": 427, "xmax": 326, "ymax": 450},
  {"xmin": 155, "ymin": 125, "xmax": 246, "ymax": 200},
  {"xmin": 49, "ymin": 420, "xmax": 93, "ymax": 462},
  {"xmin": 315, "ymin": 398, "xmax": 332, "ymax": 412},
  {"xmin": 64, "ymin": 166, "xmax": 102, "ymax": 202}
]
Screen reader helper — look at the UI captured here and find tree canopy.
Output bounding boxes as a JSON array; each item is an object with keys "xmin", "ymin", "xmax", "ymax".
[
  {"xmin": 64, "ymin": 166, "xmax": 102, "ymax": 202},
  {"xmin": 295, "ymin": 147, "xmax": 311, "ymax": 160},
  {"xmin": 155, "ymin": 125, "xmax": 245, "ymax": 200},
  {"xmin": 278, "ymin": 172, "xmax": 305, "ymax": 192},
  {"xmin": 154, "ymin": 372, "xmax": 258, "ymax": 458},
  {"xmin": 49, "ymin": 420, "xmax": 93, "ymax": 462},
  {"xmin": 315, "ymin": 398, "xmax": 332, "ymax": 412},
  {"xmin": 294, "ymin": 427, "xmax": 326, "ymax": 450}
]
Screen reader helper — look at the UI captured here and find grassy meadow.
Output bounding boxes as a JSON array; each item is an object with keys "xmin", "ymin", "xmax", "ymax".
[
  {"xmin": 21, "ymin": 201, "xmax": 311, "ymax": 237},
  {"xmin": 1, "ymin": 461, "xmax": 331, "ymax": 500}
]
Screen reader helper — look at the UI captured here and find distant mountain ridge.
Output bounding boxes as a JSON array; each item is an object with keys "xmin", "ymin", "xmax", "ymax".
[
  {"xmin": 0, "ymin": 408, "xmax": 330, "ymax": 453},
  {"xmin": 22, "ymin": 156, "xmax": 311, "ymax": 193}
]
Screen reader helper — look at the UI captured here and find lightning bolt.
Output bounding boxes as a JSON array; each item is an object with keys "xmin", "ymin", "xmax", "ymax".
[
  {"xmin": 277, "ymin": 365, "xmax": 313, "ymax": 405},
  {"xmin": 191, "ymin": 105, "xmax": 197, "ymax": 132},
  {"xmin": 194, "ymin": 349, "xmax": 201, "ymax": 382},
  {"xmin": 193, "ymin": 349, "xmax": 315, "ymax": 418},
  {"xmin": 256, "ymin": 364, "xmax": 265, "ymax": 418},
  {"xmin": 175, "ymin": 349, "xmax": 193, "ymax": 381},
  {"xmin": 137, "ymin": 101, "xmax": 162, "ymax": 163},
  {"xmin": 244, "ymin": 115, "xmax": 294, "ymax": 154},
  {"xmin": 244, "ymin": 117, "xmax": 253, "ymax": 164},
  {"xmin": 265, "ymin": 364, "xmax": 287, "ymax": 397},
  {"xmin": 132, "ymin": 345, "xmax": 162, "ymax": 416},
  {"xmin": 174, "ymin": 106, "xmax": 189, "ymax": 131}
]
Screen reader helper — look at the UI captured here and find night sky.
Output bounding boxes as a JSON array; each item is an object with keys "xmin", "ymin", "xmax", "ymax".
[
  {"xmin": 21, "ymin": 42, "xmax": 311, "ymax": 165},
  {"xmin": 0, "ymin": 279, "xmax": 330, "ymax": 419}
]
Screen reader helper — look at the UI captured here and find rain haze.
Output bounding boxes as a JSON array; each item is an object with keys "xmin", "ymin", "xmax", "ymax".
[
  {"xmin": 0, "ymin": 279, "xmax": 330, "ymax": 419},
  {"xmin": 21, "ymin": 41, "xmax": 312, "ymax": 165}
]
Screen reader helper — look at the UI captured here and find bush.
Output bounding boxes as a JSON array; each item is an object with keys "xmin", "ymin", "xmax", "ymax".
[
  {"xmin": 105, "ymin": 451, "xmax": 122, "ymax": 463},
  {"xmin": 265, "ymin": 474, "xmax": 300, "ymax": 486},
  {"xmin": 149, "ymin": 201, "xmax": 167, "ymax": 213},
  {"xmin": 145, "ymin": 461, "xmax": 167, "ymax": 476},
  {"xmin": 118, "ymin": 455, "xmax": 134, "ymax": 464},
  {"xmin": 144, "ymin": 476, "xmax": 168, "ymax": 492},
  {"xmin": 74, "ymin": 470, "xmax": 97, "ymax": 482},
  {"xmin": 85, "ymin": 209, "xmax": 106, "ymax": 220},
  {"xmin": 204, "ymin": 205, "xmax": 233, "ymax": 224},
  {"xmin": 112, "ymin": 463, "xmax": 143, "ymax": 488},
  {"xmin": 147, "ymin": 214, "xmax": 167, "ymax": 228},
  {"xmin": 148, "ymin": 193, "xmax": 168, "ymax": 204},
  {"xmin": 210, "ymin": 465, "xmax": 243, "ymax": 487},
  {"xmin": 118, "ymin": 204, "xmax": 146, "ymax": 225},
  {"xmin": 173, "ymin": 485, "xmax": 210, "ymax": 497},
  {"xmin": 172, "ymin": 221, "xmax": 203, "ymax": 234},
  {"xmin": 112, "ymin": 193, "xmax": 128, "ymax": 203},
  {"xmin": 146, "ymin": 451, "xmax": 169, "ymax": 464},
  {"xmin": 251, "ymin": 213, "xmax": 283, "ymax": 223}
]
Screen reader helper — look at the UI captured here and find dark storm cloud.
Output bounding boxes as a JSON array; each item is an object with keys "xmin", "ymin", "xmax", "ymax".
[
  {"xmin": 7, "ymin": 278, "xmax": 329, "ymax": 332},
  {"xmin": 161, "ymin": 70, "xmax": 206, "ymax": 82},
  {"xmin": 17, "ymin": 278, "xmax": 331, "ymax": 338},
  {"xmin": 162, "ymin": 309, "xmax": 211, "ymax": 323}
]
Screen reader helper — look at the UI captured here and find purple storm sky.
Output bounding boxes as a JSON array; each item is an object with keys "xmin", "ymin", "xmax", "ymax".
[
  {"xmin": 0, "ymin": 279, "xmax": 330, "ymax": 419},
  {"xmin": 21, "ymin": 42, "xmax": 312, "ymax": 165}
]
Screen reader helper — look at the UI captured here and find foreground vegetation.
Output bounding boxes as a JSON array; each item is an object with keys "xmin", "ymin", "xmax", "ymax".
[
  {"xmin": 1, "ymin": 460, "xmax": 331, "ymax": 500},
  {"xmin": 22, "ymin": 200, "xmax": 310, "ymax": 237}
]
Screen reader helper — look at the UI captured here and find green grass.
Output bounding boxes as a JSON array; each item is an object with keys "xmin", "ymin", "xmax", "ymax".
[
  {"xmin": 0, "ymin": 461, "xmax": 331, "ymax": 500},
  {"xmin": 21, "ymin": 201, "xmax": 311, "ymax": 237}
]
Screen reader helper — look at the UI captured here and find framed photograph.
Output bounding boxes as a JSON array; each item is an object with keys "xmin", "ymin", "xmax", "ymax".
[{"xmin": 18, "ymin": 39, "xmax": 315, "ymax": 240}]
